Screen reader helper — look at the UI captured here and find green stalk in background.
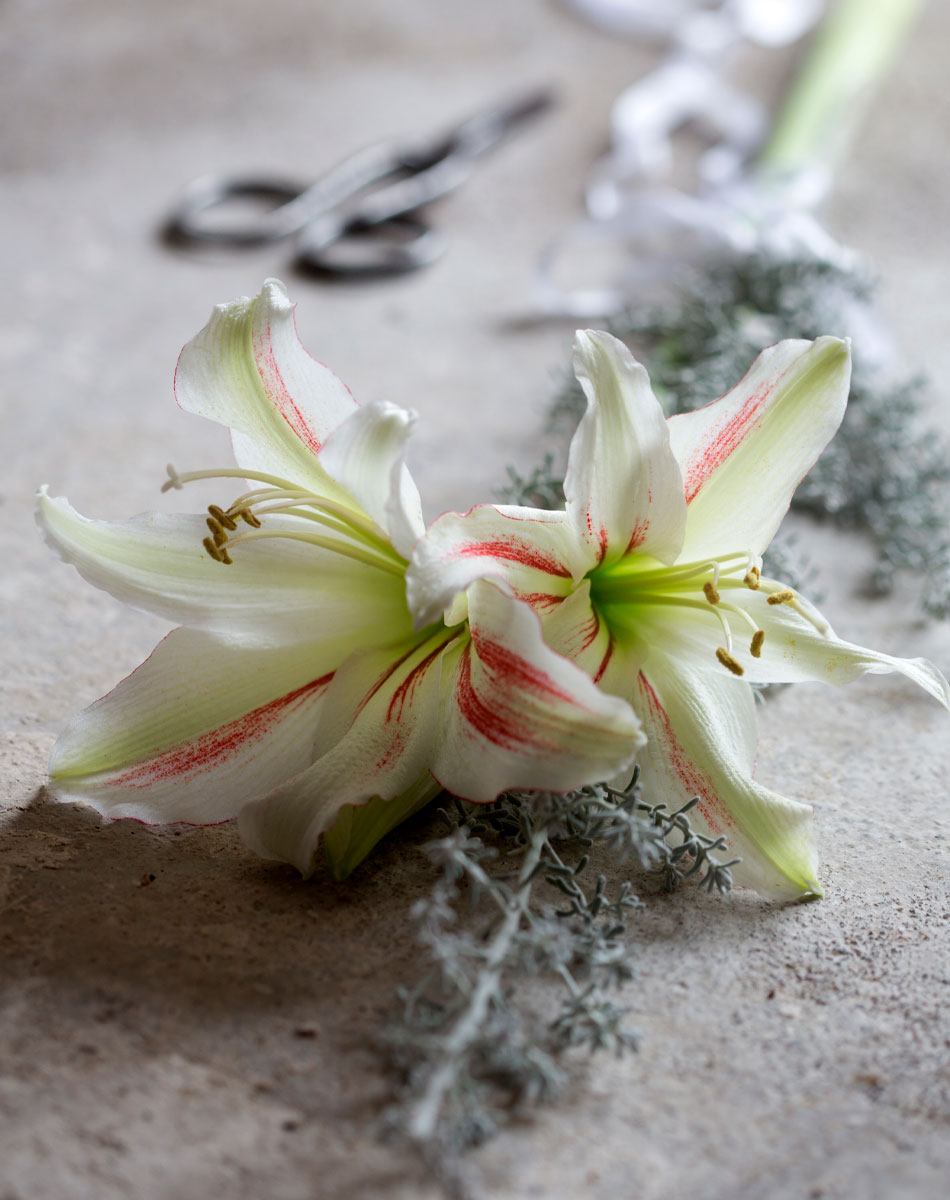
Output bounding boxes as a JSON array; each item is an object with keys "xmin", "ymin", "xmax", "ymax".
[{"xmin": 758, "ymin": 0, "xmax": 924, "ymax": 178}]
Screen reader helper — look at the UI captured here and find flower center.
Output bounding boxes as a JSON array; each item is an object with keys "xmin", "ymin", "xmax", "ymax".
[
  {"xmin": 162, "ymin": 464, "xmax": 407, "ymax": 577},
  {"xmin": 588, "ymin": 549, "xmax": 828, "ymax": 677}
]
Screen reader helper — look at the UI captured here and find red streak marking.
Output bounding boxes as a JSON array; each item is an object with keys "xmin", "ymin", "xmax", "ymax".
[
  {"xmin": 681, "ymin": 382, "xmax": 772, "ymax": 504},
  {"xmin": 374, "ymin": 725, "xmax": 409, "ymax": 773},
  {"xmin": 455, "ymin": 538, "xmax": 571, "ymax": 578},
  {"xmin": 473, "ymin": 635, "xmax": 577, "ymax": 707},
  {"xmin": 253, "ymin": 319, "xmax": 322, "ymax": 456},
  {"xmin": 353, "ymin": 642, "xmax": 422, "ymax": 724},
  {"xmin": 576, "ymin": 611, "xmax": 601, "ymax": 655},
  {"xmin": 625, "ymin": 517, "xmax": 649, "ymax": 554},
  {"xmin": 636, "ymin": 672, "xmax": 732, "ymax": 836},
  {"xmin": 593, "ymin": 640, "xmax": 613, "ymax": 685},
  {"xmin": 549, "ymin": 610, "xmax": 601, "ymax": 662},
  {"xmin": 516, "ymin": 592, "xmax": 565, "ymax": 613},
  {"xmin": 584, "ymin": 504, "xmax": 609, "ymax": 563},
  {"xmin": 387, "ymin": 644, "xmax": 444, "ymax": 723},
  {"xmin": 454, "ymin": 647, "xmax": 547, "ymax": 752},
  {"xmin": 105, "ymin": 673, "xmax": 334, "ymax": 789}
]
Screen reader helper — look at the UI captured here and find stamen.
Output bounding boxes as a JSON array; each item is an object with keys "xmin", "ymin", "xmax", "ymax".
[
  {"xmin": 710, "ymin": 605, "xmax": 734, "ymax": 655},
  {"xmin": 702, "ymin": 581, "xmax": 721, "ymax": 605},
  {"xmin": 716, "ymin": 648, "xmax": 744, "ymax": 676},
  {"xmin": 208, "ymin": 504, "xmax": 237, "ymax": 532},
  {"xmin": 247, "ymin": 494, "xmax": 388, "ymax": 546},
  {"xmin": 744, "ymin": 565, "xmax": 761, "ymax": 590},
  {"xmin": 750, "ymin": 629, "xmax": 765, "ymax": 658},
  {"xmin": 605, "ymin": 552, "xmax": 745, "ymax": 588},
  {"xmin": 203, "ymin": 536, "xmax": 232, "ymax": 565},
  {"xmin": 205, "ymin": 517, "xmax": 229, "ymax": 547},
  {"xmin": 718, "ymin": 601, "xmax": 758, "ymax": 635},
  {"xmin": 224, "ymin": 529, "xmax": 405, "ymax": 575},
  {"xmin": 767, "ymin": 588, "xmax": 796, "ymax": 606},
  {"xmin": 161, "ymin": 466, "xmax": 409, "ymax": 571}
]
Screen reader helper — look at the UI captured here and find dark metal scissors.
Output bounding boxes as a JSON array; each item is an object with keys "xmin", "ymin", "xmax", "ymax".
[{"xmin": 164, "ymin": 89, "xmax": 555, "ymax": 278}]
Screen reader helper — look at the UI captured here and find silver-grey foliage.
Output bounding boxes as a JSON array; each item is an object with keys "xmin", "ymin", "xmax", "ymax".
[{"xmin": 383, "ymin": 773, "xmax": 735, "ymax": 1195}]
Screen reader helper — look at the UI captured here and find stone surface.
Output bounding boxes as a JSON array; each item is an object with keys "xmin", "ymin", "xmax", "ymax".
[{"xmin": 2, "ymin": 2, "xmax": 948, "ymax": 1198}]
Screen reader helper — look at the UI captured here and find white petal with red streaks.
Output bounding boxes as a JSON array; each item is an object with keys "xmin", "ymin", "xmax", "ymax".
[
  {"xmin": 633, "ymin": 661, "xmax": 821, "ymax": 900},
  {"xmin": 433, "ymin": 580, "xmax": 644, "ymax": 800},
  {"xmin": 407, "ymin": 503, "xmax": 584, "ymax": 630},
  {"xmin": 318, "ymin": 401, "xmax": 424, "ymax": 559},
  {"xmin": 566, "ymin": 330, "xmax": 686, "ymax": 570},
  {"xmin": 37, "ymin": 489, "xmax": 412, "ymax": 648},
  {"xmin": 174, "ymin": 278, "xmax": 356, "ymax": 496},
  {"xmin": 238, "ymin": 631, "xmax": 451, "ymax": 875},
  {"xmin": 668, "ymin": 337, "xmax": 851, "ymax": 561},
  {"xmin": 49, "ymin": 628, "xmax": 334, "ymax": 822}
]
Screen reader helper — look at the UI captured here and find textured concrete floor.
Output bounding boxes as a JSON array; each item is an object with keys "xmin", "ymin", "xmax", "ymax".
[{"xmin": 2, "ymin": 2, "xmax": 949, "ymax": 1197}]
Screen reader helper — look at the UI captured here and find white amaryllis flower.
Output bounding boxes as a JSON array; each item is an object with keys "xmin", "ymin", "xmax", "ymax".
[
  {"xmin": 409, "ymin": 330, "xmax": 950, "ymax": 899},
  {"xmin": 38, "ymin": 281, "xmax": 644, "ymax": 877}
]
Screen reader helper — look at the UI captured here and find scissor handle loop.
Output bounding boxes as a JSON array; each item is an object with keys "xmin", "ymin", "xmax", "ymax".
[
  {"xmin": 295, "ymin": 214, "xmax": 444, "ymax": 278},
  {"xmin": 165, "ymin": 142, "xmax": 417, "ymax": 248},
  {"xmin": 164, "ymin": 175, "xmax": 311, "ymax": 246}
]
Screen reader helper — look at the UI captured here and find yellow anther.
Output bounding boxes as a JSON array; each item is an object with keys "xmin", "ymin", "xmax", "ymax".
[
  {"xmin": 206, "ymin": 517, "xmax": 229, "ymax": 547},
  {"xmin": 235, "ymin": 506, "xmax": 262, "ymax": 528},
  {"xmin": 744, "ymin": 566, "xmax": 761, "ymax": 589},
  {"xmin": 767, "ymin": 589, "xmax": 796, "ymax": 606},
  {"xmin": 702, "ymin": 581, "xmax": 721, "ymax": 605},
  {"xmin": 208, "ymin": 504, "xmax": 238, "ymax": 531},
  {"xmin": 203, "ymin": 536, "xmax": 233, "ymax": 565},
  {"xmin": 716, "ymin": 648, "xmax": 744, "ymax": 676},
  {"xmin": 750, "ymin": 629, "xmax": 765, "ymax": 658}
]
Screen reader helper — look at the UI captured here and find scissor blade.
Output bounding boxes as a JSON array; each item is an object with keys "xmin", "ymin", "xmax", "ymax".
[{"xmin": 443, "ymin": 87, "xmax": 558, "ymax": 161}]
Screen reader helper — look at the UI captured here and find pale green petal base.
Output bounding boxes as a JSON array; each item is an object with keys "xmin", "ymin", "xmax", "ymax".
[{"xmin": 323, "ymin": 774, "xmax": 443, "ymax": 880}]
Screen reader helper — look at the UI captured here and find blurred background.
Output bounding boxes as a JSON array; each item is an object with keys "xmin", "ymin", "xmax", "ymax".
[
  {"xmin": 4, "ymin": 0, "xmax": 945, "ymax": 520},
  {"xmin": 2, "ymin": 4, "xmax": 949, "ymax": 1198}
]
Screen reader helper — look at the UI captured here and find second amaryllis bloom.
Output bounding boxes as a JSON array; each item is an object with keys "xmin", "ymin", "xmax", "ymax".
[
  {"xmin": 408, "ymin": 330, "xmax": 950, "ymax": 899},
  {"xmin": 38, "ymin": 281, "xmax": 643, "ymax": 877}
]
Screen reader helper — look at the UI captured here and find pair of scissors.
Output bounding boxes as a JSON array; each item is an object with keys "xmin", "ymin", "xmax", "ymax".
[{"xmin": 164, "ymin": 89, "xmax": 555, "ymax": 279}]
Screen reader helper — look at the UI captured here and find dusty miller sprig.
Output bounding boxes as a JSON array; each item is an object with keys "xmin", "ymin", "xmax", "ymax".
[{"xmin": 383, "ymin": 772, "xmax": 736, "ymax": 1193}]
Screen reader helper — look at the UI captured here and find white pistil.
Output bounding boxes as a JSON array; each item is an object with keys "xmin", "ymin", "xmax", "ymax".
[{"xmin": 163, "ymin": 464, "xmax": 300, "ymax": 494}]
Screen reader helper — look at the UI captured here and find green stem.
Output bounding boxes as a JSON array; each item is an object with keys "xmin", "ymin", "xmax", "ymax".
[{"xmin": 757, "ymin": 0, "xmax": 923, "ymax": 177}]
